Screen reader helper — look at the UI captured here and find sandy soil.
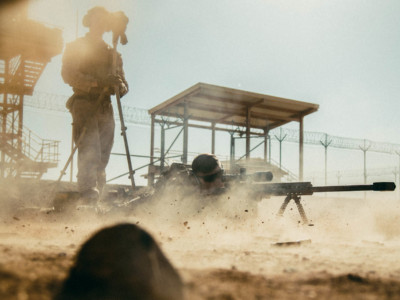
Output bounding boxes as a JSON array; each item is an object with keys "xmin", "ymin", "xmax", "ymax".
[{"xmin": 1, "ymin": 181, "xmax": 400, "ymax": 299}]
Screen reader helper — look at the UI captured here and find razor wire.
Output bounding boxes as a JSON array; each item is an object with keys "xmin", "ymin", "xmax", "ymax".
[{"xmin": 24, "ymin": 91, "xmax": 400, "ymax": 155}]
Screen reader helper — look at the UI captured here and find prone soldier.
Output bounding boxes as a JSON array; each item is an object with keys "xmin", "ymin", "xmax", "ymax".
[{"xmin": 191, "ymin": 153, "xmax": 225, "ymax": 194}]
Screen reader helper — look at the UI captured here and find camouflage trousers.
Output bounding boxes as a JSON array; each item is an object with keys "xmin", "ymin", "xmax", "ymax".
[{"xmin": 70, "ymin": 94, "xmax": 115, "ymax": 196}]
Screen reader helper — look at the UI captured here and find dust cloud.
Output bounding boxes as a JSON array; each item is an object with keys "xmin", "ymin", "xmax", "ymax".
[{"xmin": 1, "ymin": 179, "xmax": 400, "ymax": 299}]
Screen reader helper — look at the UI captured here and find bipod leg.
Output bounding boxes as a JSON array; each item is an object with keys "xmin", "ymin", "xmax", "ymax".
[
  {"xmin": 277, "ymin": 194, "xmax": 292, "ymax": 217},
  {"xmin": 293, "ymin": 195, "xmax": 309, "ymax": 225}
]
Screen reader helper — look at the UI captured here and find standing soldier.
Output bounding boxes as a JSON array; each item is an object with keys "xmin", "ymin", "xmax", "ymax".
[{"xmin": 61, "ymin": 6, "xmax": 129, "ymax": 205}]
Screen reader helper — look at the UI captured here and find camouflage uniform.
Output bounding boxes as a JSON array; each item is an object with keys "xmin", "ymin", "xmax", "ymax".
[{"xmin": 61, "ymin": 33, "xmax": 128, "ymax": 199}]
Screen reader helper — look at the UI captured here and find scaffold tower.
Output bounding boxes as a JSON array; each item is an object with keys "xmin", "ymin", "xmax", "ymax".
[{"xmin": 0, "ymin": 5, "xmax": 63, "ymax": 178}]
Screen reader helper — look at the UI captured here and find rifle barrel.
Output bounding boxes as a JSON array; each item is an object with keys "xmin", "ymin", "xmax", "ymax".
[
  {"xmin": 312, "ymin": 182, "xmax": 396, "ymax": 193},
  {"xmin": 249, "ymin": 181, "xmax": 395, "ymax": 197}
]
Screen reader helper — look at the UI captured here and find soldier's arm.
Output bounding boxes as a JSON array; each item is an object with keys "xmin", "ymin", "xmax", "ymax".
[
  {"xmin": 61, "ymin": 42, "xmax": 98, "ymax": 93},
  {"xmin": 116, "ymin": 53, "xmax": 129, "ymax": 97}
]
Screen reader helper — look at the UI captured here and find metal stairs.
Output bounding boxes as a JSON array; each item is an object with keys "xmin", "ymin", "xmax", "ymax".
[{"xmin": 0, "ymin": 118, "xmax": 59, "ymax": 179}]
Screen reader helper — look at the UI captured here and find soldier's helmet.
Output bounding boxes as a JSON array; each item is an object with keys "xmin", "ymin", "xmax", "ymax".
[
  {"xmin": 191, "ymin": 153, "xmax": 222, "ymax": 175},
  {"xmin": 82, "ymin": 6, "xmax": 110, "ymax": 28}
]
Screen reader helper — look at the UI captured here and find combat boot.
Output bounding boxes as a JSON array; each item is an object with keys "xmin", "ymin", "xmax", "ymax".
[{"xmin": 76, "ymin": 188, "xmax": 99, "ymax": 209}]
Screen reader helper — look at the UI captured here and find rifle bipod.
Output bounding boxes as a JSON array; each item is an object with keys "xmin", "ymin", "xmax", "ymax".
[{"xmin": 277, "ymin": 194, "xmax": 312, "ymax": 225}]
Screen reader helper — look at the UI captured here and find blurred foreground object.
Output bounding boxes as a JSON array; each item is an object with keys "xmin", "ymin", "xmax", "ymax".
[{"xmin": 55, "ymin": 223, "xmax": 184, "ymax": 300}]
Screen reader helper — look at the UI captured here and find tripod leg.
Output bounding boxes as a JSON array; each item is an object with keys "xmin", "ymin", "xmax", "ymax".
[
  {"xmin": 57, "ymin": 123, "xmax": 88, "ymax": 182},
  {"xmin": 277, "ymin": 195, "xmax": 292, "ymax": 217},
  {"xmin": 112, "ymin": 36, "xmax": 135, "ymax": 190},
  {"xmin": 294, "ymin": 196, "xmax": 309, "ymax": 225},
  {"xmin": 115, "ymin": 94, "xmax": 136, "ymax": 189}
]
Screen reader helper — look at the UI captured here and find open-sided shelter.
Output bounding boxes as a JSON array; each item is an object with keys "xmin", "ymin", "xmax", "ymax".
[{"xmin": 147, "ymin": 83, "xmax": 319, "ymax": 185}]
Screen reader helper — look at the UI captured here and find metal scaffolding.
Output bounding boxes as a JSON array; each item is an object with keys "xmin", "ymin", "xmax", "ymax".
[{"xmin": 0, "ymin": 8, "xmax": 62, "ymax": 178}]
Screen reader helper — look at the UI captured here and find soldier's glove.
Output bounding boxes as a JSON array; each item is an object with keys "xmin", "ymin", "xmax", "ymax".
[
  {"xmin": 98, "ymin": 74, "xmax": 123, "ymax": 89},
  {"xmin": 119, "ymin": 82, "xmax": 129, "ymax": 97},
  {"xmin": 98, "ymin": 74, "xmax": 128, "ymax": 97}
]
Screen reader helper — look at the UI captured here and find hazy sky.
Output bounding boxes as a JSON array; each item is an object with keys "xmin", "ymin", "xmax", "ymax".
[{"xmin": 23, "ymin": 0, "xmax": 400, "ymax": 184}]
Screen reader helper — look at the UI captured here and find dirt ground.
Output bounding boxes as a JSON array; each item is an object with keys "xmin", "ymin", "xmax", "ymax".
[{"xmin": 1, "ymin": 180, "xmax": 400, "ymax": 299}]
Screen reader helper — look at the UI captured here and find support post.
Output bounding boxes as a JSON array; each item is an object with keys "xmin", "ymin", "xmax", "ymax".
[
  {"xmin": 160, "ymin": 122, "xmax": 165, "ymax": 172},
  {"xmin": 246, "ymin": 107, "xmax": 251, "ymax": 160},
  {"xmin": 211, "ymin": 122, "xmax": 216, "ymax": 154},
  {"xmin": 320, "ymin": 133, "xmax": 332, "ymax": 185},
  {"xmin": 18, "ymin": 58, "xmax": 25, "ymax": 156},
  {"xmin": 274, "ymin": 127, "xmax": 287, "ymax": 169},
  {"xmin": 182, "ymin": 102, "xmax": 189, "ymax": 164},
  {"xmin": 264, "ymin": 128, "xmax": 269, "ymax": 162},
  {"xmin": 359, "ymin": 139, "xmax": 370, "ymax": 184},
  {"xmin": 268, "ymin": 133, "xmax": 271, "ymax": 163},
  {"xmin": 230, "ymin": 132, "xmax": 235, "ymax": 172},
  {"xmin": 359, "ymin": 139, "xmax": 370, "ymax": 199},
  {"xmin": 299, "ymin": 116, "xmax": 304, "ymax": 181},
  {"xmin": 1, "ymin": 59, "xmax": 9, "ymax": 178},
  {"xmin": 148, "ymin": 114, "xmax": 155, "ymax": 186}
]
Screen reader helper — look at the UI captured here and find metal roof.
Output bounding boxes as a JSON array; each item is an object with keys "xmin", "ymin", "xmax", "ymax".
[{"xmin": 149, "ymin": 82, "xmax": 319, "ymax": 131}]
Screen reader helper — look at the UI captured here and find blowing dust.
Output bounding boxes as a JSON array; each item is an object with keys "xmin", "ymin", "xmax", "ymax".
[
  {"xmin": 1, "ymin": 179, "xmax": 400, "ymax": 299},
  {"xmin": 131, "ymin": 183, "xmax": 400, "ymax": 244}
]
